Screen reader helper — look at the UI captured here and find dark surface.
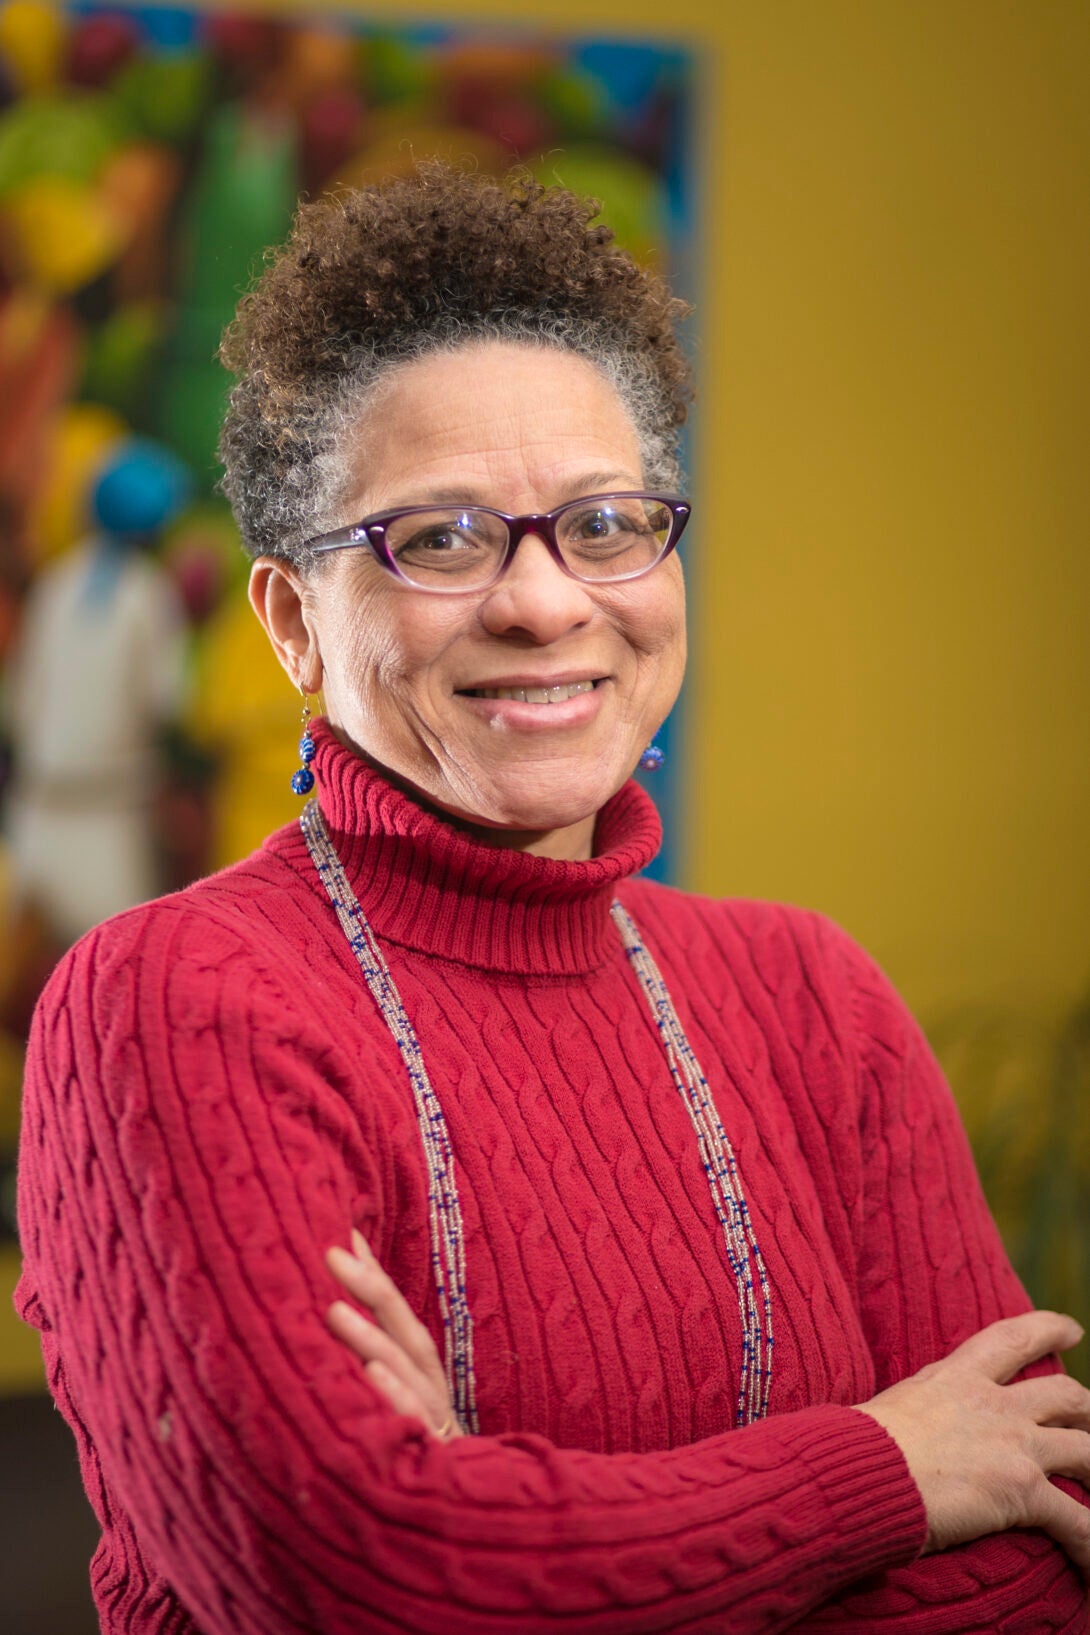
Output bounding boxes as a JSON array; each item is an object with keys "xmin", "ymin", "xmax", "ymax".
[{"xmin": 0, "ymin": 1391, "xmax": 99, "ymax": 1634}]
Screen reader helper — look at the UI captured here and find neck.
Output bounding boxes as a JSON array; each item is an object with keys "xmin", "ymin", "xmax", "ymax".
[
  {"xmin": 436, "ymin": 812, "xmax": 597, "ymax": 862},
  {"xmin": 335, "ymin": 738, "xmax": 600, "ymax": 861},
  {"xmin": 285, "ymin": 720, "xmax": 663, "ymax": 976}
]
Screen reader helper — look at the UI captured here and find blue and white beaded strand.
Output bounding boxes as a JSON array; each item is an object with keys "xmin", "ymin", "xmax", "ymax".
[
  {"xmin": 302, "ymin": 795, "xmax": 773, "ymax": 1433},
  {"xmin": 610, "ymin": 901, "xmax": 774, "ymax": 1426},
  {"xmin": 301, "ymin": 800, "xmax": 478, "ymax": 1433}
]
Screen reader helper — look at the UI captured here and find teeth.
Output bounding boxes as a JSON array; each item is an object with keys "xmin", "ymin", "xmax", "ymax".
[{"xmin": 470, "ymin": 680, "xmax": 595, "ymax": 703}]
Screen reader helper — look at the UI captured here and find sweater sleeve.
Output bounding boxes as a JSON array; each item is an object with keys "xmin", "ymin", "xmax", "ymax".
[
  {"xmin": 791, "ymin": 915, "xmax": 1089, "ymax": 1633},
  {"xmin": 16, "ymin": 901, "xmax": 926, "ymax": 1635}
]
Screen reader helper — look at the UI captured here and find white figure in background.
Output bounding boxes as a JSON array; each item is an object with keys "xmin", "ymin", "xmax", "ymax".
[{"xmin": 5, "ymin": 439, "xmax": 190, "ymax": 945}]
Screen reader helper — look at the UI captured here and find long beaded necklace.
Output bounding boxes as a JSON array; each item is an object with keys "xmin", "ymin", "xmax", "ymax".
[{"xmin": 301, "ymin": 799, "xmax": 773, "ymax": 1433}]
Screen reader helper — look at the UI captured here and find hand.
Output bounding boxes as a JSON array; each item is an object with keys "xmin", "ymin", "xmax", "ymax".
[
  {"xmin": 325, "ymin": 1231, "xmax": 461, "ymax": 1440},
  {"xmin": 856, "ymin": 1311, "xmax": 1090, "ymax": 1570}
]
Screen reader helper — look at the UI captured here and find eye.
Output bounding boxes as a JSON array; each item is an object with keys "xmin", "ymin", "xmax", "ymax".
[
  {"xmin": 555, "ymin": 497, "xmax": 670, "ymax": 580},
  {"xmin": 394, "ymin": 520, "xmax": 478, "ymax": 558},
  {"xmin": 399, "ymin": 528, "xmax": 457, "ymax": 557},
  {"xmin": 389, "ymin": 515, "xmax": 493, "ymax": 569},
  {"xmin": 569, "ymin": 507, "xmax": 633, "ymax": 540},
  {"xmin": 382, "ymin": 509, "xmax": 504, "ymax": 584},
  {"xmin": 561, "ymin": 499, "xmax": 656, "ymax": 553}
]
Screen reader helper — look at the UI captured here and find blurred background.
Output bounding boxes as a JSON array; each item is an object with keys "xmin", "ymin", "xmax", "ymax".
[{"xmin": 0, "ymin": 0, "xmax": 1086, "ymax": 1628}]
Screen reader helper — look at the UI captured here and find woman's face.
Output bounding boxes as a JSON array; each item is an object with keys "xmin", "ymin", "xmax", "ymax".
[{"xmin": 254, "ymin": 342, "xmax": 686, "ymax": 859}]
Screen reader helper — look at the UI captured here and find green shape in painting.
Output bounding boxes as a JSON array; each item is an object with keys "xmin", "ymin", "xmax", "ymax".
[
  {"xmin": 79, "ymin": 299, "xmax": 167, "ymax": 423},
  {"xmin": 363, "ymin": 32, "xmax": 436, "ymax": 107},
  {"xmin": 154, "ymin": 100, "xmax": 298, "ymax": 487},
  {"xmin": 0, "ymin": 92, "xmax": 128, "ymax": 195},
  {"xmin": 536, "ymin": 65, "xmax": 608, "ymax": 142},
  {"xmin": 530, "ymin": 145, "xmax": 665, "ymax": 262},
  {"xmin": 111, "ymin": 50, "xmax": 211, "ymax": 146}
]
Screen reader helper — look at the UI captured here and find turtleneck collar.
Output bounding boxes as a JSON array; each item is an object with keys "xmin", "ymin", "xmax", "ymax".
[{"xmin": 277, "ymin": 719, "xmax": 662, "ymax": 976}]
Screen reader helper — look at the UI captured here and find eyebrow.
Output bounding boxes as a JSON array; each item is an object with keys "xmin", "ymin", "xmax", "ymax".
[{"xmin": 376, "ymin": 472, "xmax": 645, "ymax": 512}]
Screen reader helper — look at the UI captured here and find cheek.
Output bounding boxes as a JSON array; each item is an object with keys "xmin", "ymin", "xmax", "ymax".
[
  {"xmin": 639, "ymin": 567, "xmax": 687, "ymax": 710},
  {"xmin": 312, "ymin": 571, "xmax": 463, "ymax": 703},
  {"xmin": 625, "ymin": 562, "xmax": 686, "ymax": 664},
  {"xmin": 659, "ymin": 565, "xmax": 687, "ymax": 663},
  {"xmin": 307, "ymin": 568, "xmax": 389, "ymax": 695}
]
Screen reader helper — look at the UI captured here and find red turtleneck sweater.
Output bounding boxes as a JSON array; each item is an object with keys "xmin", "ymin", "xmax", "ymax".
[{"xmin": 16, "ymin": 725, "xmax": 1087, "ymax": 1633}]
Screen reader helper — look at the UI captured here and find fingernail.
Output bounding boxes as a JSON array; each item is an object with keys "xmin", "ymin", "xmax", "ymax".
[{"xmin": 351, "ymin": 1228, "xmax": 373, "ymax": 1262}]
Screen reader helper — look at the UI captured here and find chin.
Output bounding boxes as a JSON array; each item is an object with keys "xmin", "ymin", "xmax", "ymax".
[
  {"xmin": 439, "ymin": 769, "xmax": 626, "ymax": 841},
  {"xmin": 453, "ymin": 795, "xmax": 598, "ymax": 836}
]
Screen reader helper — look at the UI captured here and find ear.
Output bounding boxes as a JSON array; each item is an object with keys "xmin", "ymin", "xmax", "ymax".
[{"xmin": 248, "ymin": 557, "xmax": 324, "ymax": 694}]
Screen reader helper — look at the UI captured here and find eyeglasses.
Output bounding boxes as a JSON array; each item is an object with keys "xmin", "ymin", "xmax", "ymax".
[{"xmin": 303, "ymin": 492, "xmax": 691, "ymax": 594}]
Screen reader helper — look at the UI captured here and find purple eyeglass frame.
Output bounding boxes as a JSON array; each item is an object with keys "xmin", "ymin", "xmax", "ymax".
[{"xmin": 302, "ymin": 491, "xmax": 692, "ymax": 593}]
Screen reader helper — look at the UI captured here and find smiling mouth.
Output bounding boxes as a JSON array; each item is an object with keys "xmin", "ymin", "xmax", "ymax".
[{"xmin": 460, "ymin": 680, "xmax": 599, "ymax": 703}]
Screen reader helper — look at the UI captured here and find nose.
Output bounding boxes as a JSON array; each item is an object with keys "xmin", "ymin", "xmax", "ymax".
[{"xmin": 477, "ymin": 531, "xmax": 596, "ymax": 643}]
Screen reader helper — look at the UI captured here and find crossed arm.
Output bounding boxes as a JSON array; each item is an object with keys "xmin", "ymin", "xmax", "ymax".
[
  {"xmin": 17, "ymin": 906, "xmax": 1090, "ymax": 1633},
  {"xmin": 329, "ymin": 1242, "xmax": 1090, "ymax": 1571},
  {"xmin": 325, "ymin": 913, "xmax": 1090, "ymax": 1627}
]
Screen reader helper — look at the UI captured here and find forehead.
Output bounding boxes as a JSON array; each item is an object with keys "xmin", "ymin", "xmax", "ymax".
[{"xmin": 342, "ymin": 342, "xmax": 645, "ymax": 513}]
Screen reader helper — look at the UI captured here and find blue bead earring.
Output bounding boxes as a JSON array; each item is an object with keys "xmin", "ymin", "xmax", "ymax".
[
  {"xmin": 291, "ymin": 690, "xmax": 316, "ymax": 795},
  {"xmin": 639, "ymin": 739, "xmax": 665, "ymax": 772}
]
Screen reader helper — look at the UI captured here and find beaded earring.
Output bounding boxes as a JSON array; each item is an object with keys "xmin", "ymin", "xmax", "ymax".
[
  {"xmin": 291, "ymin": 691, "xmax": 316, "ymax": 795},
  {"xmin": 639, "ymin": 739, "xmax": 665, "ymax": 772}
]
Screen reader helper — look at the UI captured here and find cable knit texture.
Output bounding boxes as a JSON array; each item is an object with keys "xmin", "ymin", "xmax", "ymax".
[{"xmin": 15, "ymin": 723, "xmax": 1088, "ymax": 1633}]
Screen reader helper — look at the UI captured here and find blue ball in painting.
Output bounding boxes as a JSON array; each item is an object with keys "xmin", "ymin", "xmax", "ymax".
[{"xmin": 93, "ymin": 439, "xmax": 192, "ymax": 539}]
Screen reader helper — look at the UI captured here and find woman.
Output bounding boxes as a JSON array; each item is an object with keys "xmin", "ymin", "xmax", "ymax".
[{"xmin": 15, "ymin": 166, "xmax": 1090, "ymax": 1634}]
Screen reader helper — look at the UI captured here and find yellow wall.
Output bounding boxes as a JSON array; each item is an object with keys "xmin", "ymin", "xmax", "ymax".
[
  {"xmin": 690, "ymin": 0, "xmax": 1090, "ymax": 1026},
  {"xmin": 363, "ymin": 0, "xmax": 1090, "ymax": 1023}
]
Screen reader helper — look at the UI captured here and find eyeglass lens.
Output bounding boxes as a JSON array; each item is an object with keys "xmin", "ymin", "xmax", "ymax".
[{"xmin": 382, "ymin": 496, "xmax": 675, "ymax": 588}]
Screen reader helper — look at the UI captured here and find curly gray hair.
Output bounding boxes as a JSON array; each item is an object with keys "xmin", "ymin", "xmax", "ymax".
[{"xmin": 218, "ymin": 168, "xmax": 693, "ymax": 570}]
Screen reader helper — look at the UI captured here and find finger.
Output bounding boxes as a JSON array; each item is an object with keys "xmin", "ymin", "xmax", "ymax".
[
  {"xmin": 325, "ymin": 1243, "xmax": 459, "ymax": 1434},
  {"xmin": 1007, "ymin": 1374, "xmax": 1090, "ymax": 1431},
  {"xmin": 1025, "ymin": 1473, "xmax": 1090, "ymax": 1574},
  {"xmin": 947, "ymin": 1312, "xmax": 1085, "ymax": 1386},
  {"xmin": 326, "ymin": 1298, "xmax": 383, "ymax": 1360},
  {"xmin": 363, "ymin": 1358, "xmax": 437, "ymax": 1433},
  {"xmin": 325, "ymin": 1300, "xmax": 449, "ymax": 1429},
  {"xmin": 325, "ymin": 1297, "xmax": 434, "ymax": 1395},
  {"xmin": 349, "ymin": 1228, "xmax": 442, "ymax": 1382},
  {"xmin": 1033, "ymin": 1425, "xmax": 1090, "ymax": 1483},
  {"xmin": 328, "ymin": 1239, "xmax": 447, "ymax": 1392}
]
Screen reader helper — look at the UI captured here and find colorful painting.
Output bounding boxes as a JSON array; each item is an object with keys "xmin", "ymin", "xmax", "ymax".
[
  {"xmin": 0, "ymin": 3, "xmax": 698, "ymax": 1228},
  {"xmin": 0, "ymin": 1, "xmax": 696, "ymax": 986}
]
